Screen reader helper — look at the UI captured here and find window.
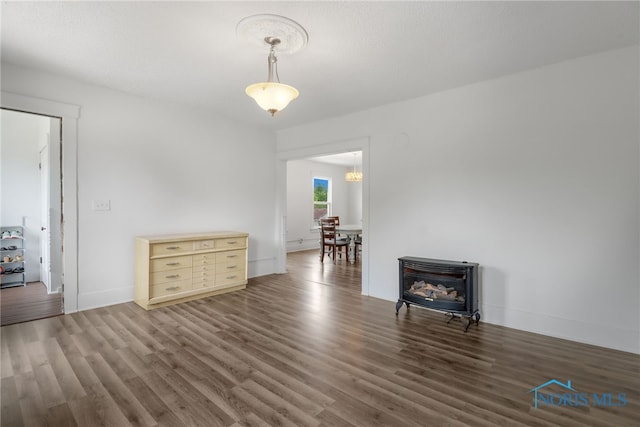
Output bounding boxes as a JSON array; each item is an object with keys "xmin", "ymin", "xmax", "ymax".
[{"xmin": 313, "ymin": 177, "xmax": 331, "ymax": 223}]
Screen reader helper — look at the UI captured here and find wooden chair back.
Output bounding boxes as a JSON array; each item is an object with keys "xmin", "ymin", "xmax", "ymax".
[
  {"xmin": 326, "ymin": 216, "xmax": 348, "ymax": 241},
  {"xmin": 319, "ymin": 218, "xmax": 347, "ymax": 263}
]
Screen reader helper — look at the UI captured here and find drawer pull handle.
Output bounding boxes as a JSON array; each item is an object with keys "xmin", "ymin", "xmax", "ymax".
[
  {"xmin": 166, "ymin": 246, "xmax": 180, "ymax": 250},
  {"xmin": 165, "ymin": 274, "xmax": 180, "ymax": 279},
  {"xmin": 227, "ymin": 265, "xmax": 237, "ymax": 269},
  {"xmin": 166, "ymin": 262, "xmax": 180, "ymax": 266},
  {"xmin": 227, "ymin": 241, "xmax": 237, "ymax": 245},
  {"xmin": 226, "ymin": 275, "xmax": 237, "ymax": 279},
  {"xmin": 165, "ymin": 286, "xmax": 180, "ymax": 291},
  {"xmin": 226, "ymin": 255, "xmax": 237, "ymax": 258}
]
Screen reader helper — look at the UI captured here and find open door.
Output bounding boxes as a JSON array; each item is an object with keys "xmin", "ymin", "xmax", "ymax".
[
  {"xmin": 39, "ymin": 118, "xmax": 63, "ymax": 294},
  {"xmin": 39, "ymin": 143, "xmax": 51, "ymax": 290}
]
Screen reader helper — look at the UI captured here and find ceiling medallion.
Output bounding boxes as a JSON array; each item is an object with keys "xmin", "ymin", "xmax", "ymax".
[{"xmin": 236, "ymin": 14, "xmax": 308, "ymax": 55}]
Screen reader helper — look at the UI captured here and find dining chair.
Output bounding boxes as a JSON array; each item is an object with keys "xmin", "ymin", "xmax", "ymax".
[
  {"xmin": 327, "ymin": 216, "xmax": 348, "ymax": 242},
  {"xmin": 319, "ymin": 218, "xmax": 348, "ymax": 263},
  {"xmin": 354, "ymin": 234, "xmax": 362, "ymax": 262}
]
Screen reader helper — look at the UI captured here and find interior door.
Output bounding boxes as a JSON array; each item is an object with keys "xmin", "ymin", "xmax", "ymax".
[
  {"xmin": 39, "ymin": 143, "xmax": 51, "ymax": 290},
  {"xmin": 48, "ymin": 118, "xmax": 63, "ymax": 294}
]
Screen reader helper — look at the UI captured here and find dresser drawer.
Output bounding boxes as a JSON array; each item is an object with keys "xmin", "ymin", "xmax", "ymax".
[
  {"xmin": 150, "ymin": 256, "xmax": 192, "ymax": 272},
  {"xmin": 193, "ymin": 253, "xmax": 215, "ymax": 266},
  {"xmin": 193, "ymin": 275, "xmax": 216, "ymax": 289},
  {"xmin": 193, "ymin": 240, "xmax": 215, "ymax": 251},
  {"xmin": 150, "ymin": 267, "xmax": 192, "ymax": 285},
  {"xmin": 216, "ymin": 271, "xmax": 245, "ymax": 287},
  {"xmin": 151, "ymin": 241, "xmax": 191, "ymax": 256},
  {"xmin": 215, "ymin": 238, "xmax": 245, "ymax": 250},
  {"xmin": 215, "ymin": 250, "xmax": 246, "ymax": 264},
  {"xmin": 216, "ymin": 262, "xmax": 244, "ymax": 276},
  {"xmin": 192, "ymin": 264, "xmax": 215, "ymax": 280},
  {"xmin": 151, "ymin": 279, "xmax": 192, "ymax": 298}
]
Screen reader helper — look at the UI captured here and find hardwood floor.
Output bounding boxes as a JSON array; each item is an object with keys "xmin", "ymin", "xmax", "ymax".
[
  {"xmin": 0, "ymin": 282, "xmax": 63, "ymax": 326},
  {"xmin": 1, "ymin": 250, "xmax": 638, "ymax": 426}
]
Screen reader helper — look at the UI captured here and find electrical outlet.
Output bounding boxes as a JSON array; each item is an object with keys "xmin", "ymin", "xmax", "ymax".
[{"xmin": 92, "ymin": 200, "xmax": 111, "ymax": 211}]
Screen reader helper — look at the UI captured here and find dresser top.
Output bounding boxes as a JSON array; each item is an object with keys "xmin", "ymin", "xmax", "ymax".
[{"xmin": 136, "ymin": 231, "xmax": 248, "ymax": 243}]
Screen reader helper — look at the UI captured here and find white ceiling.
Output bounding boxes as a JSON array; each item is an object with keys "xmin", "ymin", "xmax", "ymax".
[{"xmin": 2, "ymin": 1, "xmax": 638, "ymax": 131}]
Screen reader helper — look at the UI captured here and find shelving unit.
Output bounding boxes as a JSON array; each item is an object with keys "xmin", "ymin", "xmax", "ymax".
[{"xmin": 1, "ymin": 226, "xmax": 26, "ymax": 288}]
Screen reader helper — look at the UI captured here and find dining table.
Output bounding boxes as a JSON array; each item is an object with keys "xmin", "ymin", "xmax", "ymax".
[{"xmin": 335, "ymin": 224, "xmax": 362, "ymax": 264}]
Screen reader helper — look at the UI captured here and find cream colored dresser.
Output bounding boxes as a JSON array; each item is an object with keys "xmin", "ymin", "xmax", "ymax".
[{"xmin": 134, "ymin": 231, "xmax": 248, "ymax": 310}]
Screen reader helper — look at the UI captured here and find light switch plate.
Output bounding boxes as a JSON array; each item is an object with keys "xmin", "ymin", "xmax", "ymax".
[{"xmin": 92, "ymin": 200, "xmax": 111, "ymax": 211}]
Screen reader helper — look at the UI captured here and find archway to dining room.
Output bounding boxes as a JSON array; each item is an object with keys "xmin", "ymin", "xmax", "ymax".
[{"xmin": 276, "ymin": 137, "xmax": 370, "ymax": 296}]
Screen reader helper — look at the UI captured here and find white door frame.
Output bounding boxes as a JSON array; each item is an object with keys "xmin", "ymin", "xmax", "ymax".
[
  {"xmin": 276, "ymin": 137, "xmax": 371, "ymax": 296},
  {"xmin": 2, "ymin": 91, "xmax": 80, "ymax": 313}
]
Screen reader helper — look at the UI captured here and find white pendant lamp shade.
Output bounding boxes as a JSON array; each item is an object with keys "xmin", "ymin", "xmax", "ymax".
[
  {"xmin": 245, "ymin": 82, "xmax": 299, "ymax": 116},
  {"xmin": 237, "ymin": 15, "xmax": 307, "ymax": 117}
]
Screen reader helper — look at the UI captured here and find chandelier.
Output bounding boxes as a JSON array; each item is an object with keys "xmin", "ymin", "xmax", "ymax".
[{"xmin": 345, "ymin": 152, "xmax": 363, "ymax": 182}]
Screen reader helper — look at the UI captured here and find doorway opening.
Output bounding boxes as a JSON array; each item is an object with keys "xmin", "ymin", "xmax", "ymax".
[
  {"xmin": 1, "ymin": 108, "xmax": 64, "ymax": 325},
  {"xmin": 286, "ymin": 151, "xmax": 362, "ymax": 251},
  {"xmin": 277, "ymin": 137, "xmax": 370, "ymax": 296},
  {"xmin": 1, "ymin": 91, "xmax": 80, "ymax": 315}
]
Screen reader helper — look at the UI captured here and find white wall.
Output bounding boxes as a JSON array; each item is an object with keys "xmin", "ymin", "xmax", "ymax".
[
  {"xmin": 0, "ymin": 109, "xmax": 49, "ymax": 283},
  {"xmin": 1, "ymin": 63, "xmax": 279, "ymax": 310},
  {"xmin": 278, "ymin": 46, "xmax": 640, "ymax": 354},
  {"xmin": 286, "ymin": 159, "xmax": 362, "ymax": 252}
]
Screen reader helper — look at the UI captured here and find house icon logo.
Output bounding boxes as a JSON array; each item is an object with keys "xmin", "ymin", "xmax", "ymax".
[
  {"xmin": 528, "ymin": 379, "xmax": 627, "ymax": 409},
  {"xmin": 529, "ymin": 379, "xmax": 577, "ymax": 409}
]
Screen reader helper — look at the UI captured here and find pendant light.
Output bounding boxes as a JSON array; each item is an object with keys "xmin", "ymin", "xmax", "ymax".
[
  {"xmin": 237, "ymin": 14, "xmax": 308, "ymax": 117},
  {"xmin": 245, "ymin": 37, "xmax": 299, "ymax": 116},
  {"xmin": 345, "ymin": 152, "xmax": 363, "ymax": 182}
]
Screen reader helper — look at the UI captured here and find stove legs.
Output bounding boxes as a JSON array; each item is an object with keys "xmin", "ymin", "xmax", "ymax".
[
  {"xmin": 445, "ymin": 310, "xmax": 480, "ymax": 332},
  {"xmin": 395, "ymin": 300, "xmax": 409, "ymax": 314},
  {"xmin": 396, "ymin": 299, "xmax": 480, "ymax": 332}
]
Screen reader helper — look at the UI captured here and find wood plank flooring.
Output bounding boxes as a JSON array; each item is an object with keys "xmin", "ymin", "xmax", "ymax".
[
  {"xmin": 0, "ymin": 282, "xmax": 63, "ymax": 326},
  {"xmin": 1, "ymin": 250, "xmax": 639, "ymax": 426}
]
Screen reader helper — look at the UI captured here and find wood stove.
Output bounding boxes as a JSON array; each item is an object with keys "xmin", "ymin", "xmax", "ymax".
[{"xmin": 396, "ymin": 256, "xmax": 480, "ymax": 331}]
